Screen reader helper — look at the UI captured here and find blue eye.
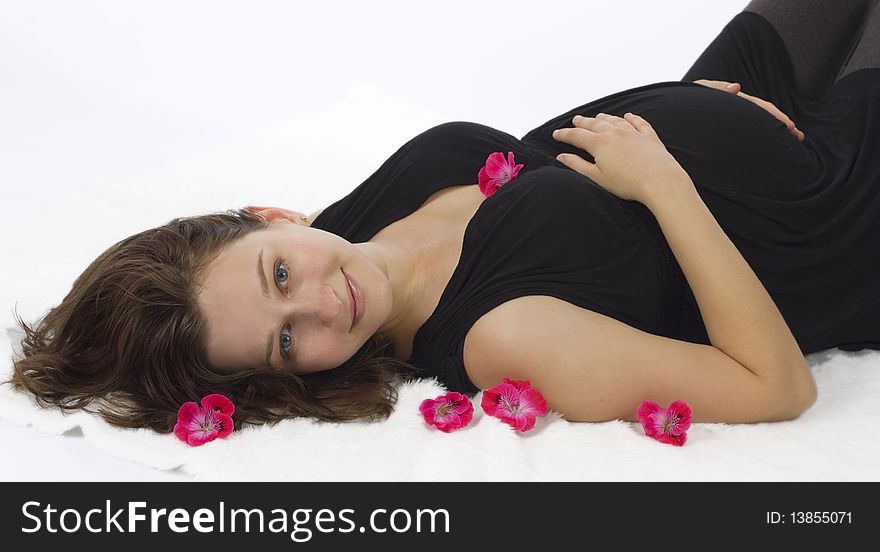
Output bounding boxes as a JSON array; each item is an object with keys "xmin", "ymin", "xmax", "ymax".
[
  {"xmin": 275, "ymin": 259, "xmax": 289, "ymax": 287},
  {"xmin": 280, "ymin": 326, "xmax": 293, "ymax": 354}
]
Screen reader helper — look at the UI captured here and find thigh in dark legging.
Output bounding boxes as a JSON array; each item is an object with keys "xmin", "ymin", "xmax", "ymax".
[
  {"xmin": 740, "ymin": 0, "xmax": 874, "ymax": 96},
  {"xmin": 838, "ymin": 0, "xmax": 880, "ymax": 79}
]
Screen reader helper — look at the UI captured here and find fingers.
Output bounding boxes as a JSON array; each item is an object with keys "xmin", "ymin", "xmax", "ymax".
[
  {"xmin": 622, "ymin": 112, "xmax": 658, "ymax": 138},
  {"xmin": 736, "ymin": 91, "xmax": 805, "ymax": 141},
  {"xmin": 552, "ymin": 125, "xmax": 597, "ymax": 153},
  {"xmin": 565, "ymin": 113, "xmax": 617, "ymax": 130},
  {"xmin": 552, "ymin": 113, "xmax": 634, "ymax": 151},
  {"xmin": 594, "ymin": 112, "xmax": 660, "ymax": 139},
  {"xmin": 592, "ymin": 113, "xmax": 629, "ymax": 128},
  {"xmin": 694, "ymin": 79, "xmax": 741, "ymax": 94},
  {"xmin": 572, "ymin": 113, "xmax": 631, "ymax": 131},
  {"xmin": 593, "ymin": 112, "xmax": 657, "ymax": 137},
  {"xmin": 698, "ymin": 78, "xmax": 802, "ymax": 139},
  {"xmin": 555, "ymin": 152, "xmax": 600, "ymax": 180},
  {"xmin": 740, "ymin": 91, "xmax": 791, "ymax": 126},
  {"xmin": 552, "ymin": 112, "xmax": 658, "ymax": 150},
  {"xmin": 244, "ymin": 207, "xmax": 269, "ymax": 221}
]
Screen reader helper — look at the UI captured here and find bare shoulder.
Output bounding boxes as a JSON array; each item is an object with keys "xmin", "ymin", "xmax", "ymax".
[{"xmin": 462, "ymin": 295, "xmax": 808, "ymax": 423}]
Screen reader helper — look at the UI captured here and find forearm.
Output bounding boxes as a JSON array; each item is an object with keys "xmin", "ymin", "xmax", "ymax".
[{"xmin": 642, "ymin": 174, "xmax": 809, "ymax": 385}]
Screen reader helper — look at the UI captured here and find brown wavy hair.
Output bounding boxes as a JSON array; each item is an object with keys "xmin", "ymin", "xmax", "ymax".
[{"xmin": 4, "ymin": 208, "xmax": 421, "ymax": 433}]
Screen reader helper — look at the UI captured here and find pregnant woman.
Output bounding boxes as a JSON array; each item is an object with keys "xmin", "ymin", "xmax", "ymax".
[{"xmin": 9, "ymin": 1, "xmax": 880, "ymax": 433}]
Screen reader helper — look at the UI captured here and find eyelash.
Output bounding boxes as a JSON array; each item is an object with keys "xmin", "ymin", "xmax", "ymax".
[{"xmin": 274, "ymin": 257, "xmax": 294, "ymax": 357}]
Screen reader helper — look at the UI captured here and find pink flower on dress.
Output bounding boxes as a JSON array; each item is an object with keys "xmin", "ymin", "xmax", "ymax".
[
  {"xmin": 481, "ymin": 378, "xmax": 548, "ymax": 432},
  {"xmin": 419, "ymin": 392, "xmax": 474, "ymax": 433},
  {"xmin": 478, "ymin": 151, "xmax": 524, "ymax": 197},
  {"xmin": 636, "ymin": 400, "xmax": 692, "ymax": 447},
  {"xmin": 173, "ymin": 393, "xmax": 235, "ymax": 447}
]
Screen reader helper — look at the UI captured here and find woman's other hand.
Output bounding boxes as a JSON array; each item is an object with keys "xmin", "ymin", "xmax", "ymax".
[
  {"xmin": 552, "ymin": 113, "xmax": 690, "ymax": 204},
  {"xmin": 693, "ymin": 79, "xmax": 805, "ymax": 142},
  {"xmin": 244, "ymin": 205, "xmax": 312, "ymax": 226}
]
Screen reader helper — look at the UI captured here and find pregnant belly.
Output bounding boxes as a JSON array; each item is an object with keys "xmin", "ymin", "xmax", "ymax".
[
  {"xmin": 528, "ymin": 82, "xmax": 823, "ymax": 200},
  {"xmin": 605, "ymin": 84, "xmax": 822, "ymax": 198}
]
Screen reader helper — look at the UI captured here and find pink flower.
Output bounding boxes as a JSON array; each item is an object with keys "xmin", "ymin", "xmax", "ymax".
[
  {"xmin": 173, "ymin": 393, "xmax": 235, "ymax": 447},
  {"xmin": 478, "ymin": 151, "xmax": 524, "ymax": 197},
  {"xmin": 481, "ymin": 378, "xmax": 548, "ymax": 432},
  {"xmin": 636, "ymin": 400, "xmax": 692, "ymax": 447},
  {"xmin": 419, "ymin": 392, "xmax": 474, "ymax": 432}
]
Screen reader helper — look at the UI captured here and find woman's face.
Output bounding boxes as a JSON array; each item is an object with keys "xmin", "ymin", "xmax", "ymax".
[{"xmin": 196, "ymin": 209, "xmax": 393, "ymax": 375}]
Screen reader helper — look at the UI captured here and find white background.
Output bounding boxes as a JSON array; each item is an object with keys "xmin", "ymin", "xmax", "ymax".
[{"xmin": 1, "ymin": 0, "xmax": 745, "ymax": 480}]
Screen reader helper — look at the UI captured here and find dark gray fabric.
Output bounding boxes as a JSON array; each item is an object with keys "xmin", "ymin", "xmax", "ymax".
[
  {"xmin": 743, "ymin": 0, "xmax": 878, "ymax": 96},
  {"xmin": 838, "ymin": 0, "xmax": 880, "ymax": 79}
]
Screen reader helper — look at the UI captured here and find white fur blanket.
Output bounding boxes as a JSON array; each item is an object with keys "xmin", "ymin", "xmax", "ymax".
[{"xmin": 2, "ymin": 2, "xmax": 878, "ymax": 482}]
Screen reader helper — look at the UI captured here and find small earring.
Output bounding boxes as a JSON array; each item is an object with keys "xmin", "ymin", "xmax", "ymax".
[{"xmin": 300, "ymin": 215, "xmax": 308, "ymax": 223}]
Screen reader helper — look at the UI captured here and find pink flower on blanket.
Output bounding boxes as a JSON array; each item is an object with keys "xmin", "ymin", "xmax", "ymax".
[
  {"xmin": 636, "ymin": 400, "xmax": 692, "ymax": 447},
  {"xmin": 173, "ymin": 393, "xmax": 235, "ymax": 446},
  {"xmin": 481, "ymin": 378, "xmax": 548, "ymax": 432},
  {"xmin": 419, "ymin": 392, "xmax": 474, "ymax": 433},
  {"xmin": 478, "ymin": 151, "xmax": 524, "ymax": 197}
]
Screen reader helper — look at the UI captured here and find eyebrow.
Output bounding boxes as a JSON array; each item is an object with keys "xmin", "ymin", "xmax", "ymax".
[{"xmin": 258, "ymin": 248, "xmax": 273, "ymax": 369}]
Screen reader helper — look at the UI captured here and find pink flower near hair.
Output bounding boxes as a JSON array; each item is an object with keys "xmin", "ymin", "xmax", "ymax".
[
  {"xmin": 481, "ymin": 378, "xmax": 548, "ymax": 432},
  {"xmin": 478, "ymin": 151, "xmax": 524, "ymax": 197},
  {"xmin": 419, "ymin": 392, "xmax": 474, "ymax": 432},
  {"xmin": 636, "ymin": 400, "xmax": 692, "ymax": 446},
  {"xmin": 173, "ymin": 393, "xmax": 235, "ymax": 447}
]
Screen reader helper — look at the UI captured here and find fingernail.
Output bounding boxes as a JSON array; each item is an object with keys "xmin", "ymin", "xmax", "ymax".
[
  {"xmin": 726, "ymin": 83, "xmax": 737, "ymax": 89},
  {"xmin": 573, "ymin": 115, "xmax": 583, "ymax": 121}
]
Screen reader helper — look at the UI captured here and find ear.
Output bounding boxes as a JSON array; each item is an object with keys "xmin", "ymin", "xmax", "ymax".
[{"xmin": 244, "ymin": 205, "xmax": 308, "ymax": 224}]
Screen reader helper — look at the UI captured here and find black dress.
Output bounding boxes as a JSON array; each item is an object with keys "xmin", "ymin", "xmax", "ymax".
[{"xmin": 312, "ymin": 12, "xmax": 880, "ymax": 396}]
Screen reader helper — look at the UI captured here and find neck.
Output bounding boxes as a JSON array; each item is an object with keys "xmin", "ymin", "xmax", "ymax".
[{"xmin": 354, "ymin": 238, "xmax": 428, "ymax": 360}]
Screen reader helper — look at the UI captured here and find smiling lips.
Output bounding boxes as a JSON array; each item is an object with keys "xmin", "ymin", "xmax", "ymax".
[
  {"xmin": 349, "ymin": 281, "xmax": 357, "ymax": 330},
  {"xmin": 344, "ymin": 271, "xmax": 362, "ymax": 331}
]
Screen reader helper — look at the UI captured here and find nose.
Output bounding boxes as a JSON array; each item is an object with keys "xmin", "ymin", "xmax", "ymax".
[{"xmin": 287, "ymin": 282, "xmax": 342, "ymax": 327}]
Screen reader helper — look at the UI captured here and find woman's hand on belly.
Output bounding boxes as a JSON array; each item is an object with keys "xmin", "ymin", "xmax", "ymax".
[
  {"xmin": 693, "ymin": 79, "xmax": 804, "ymax": 142},
  {"xmin": 552, "ymin": 112, "xmax": 690, "ymax": 205}
]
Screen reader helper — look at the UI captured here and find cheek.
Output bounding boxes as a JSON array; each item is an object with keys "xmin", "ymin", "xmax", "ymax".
[{"xmin": 298, "ymin": 332, "xmax": 353, "ymax": 372}]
